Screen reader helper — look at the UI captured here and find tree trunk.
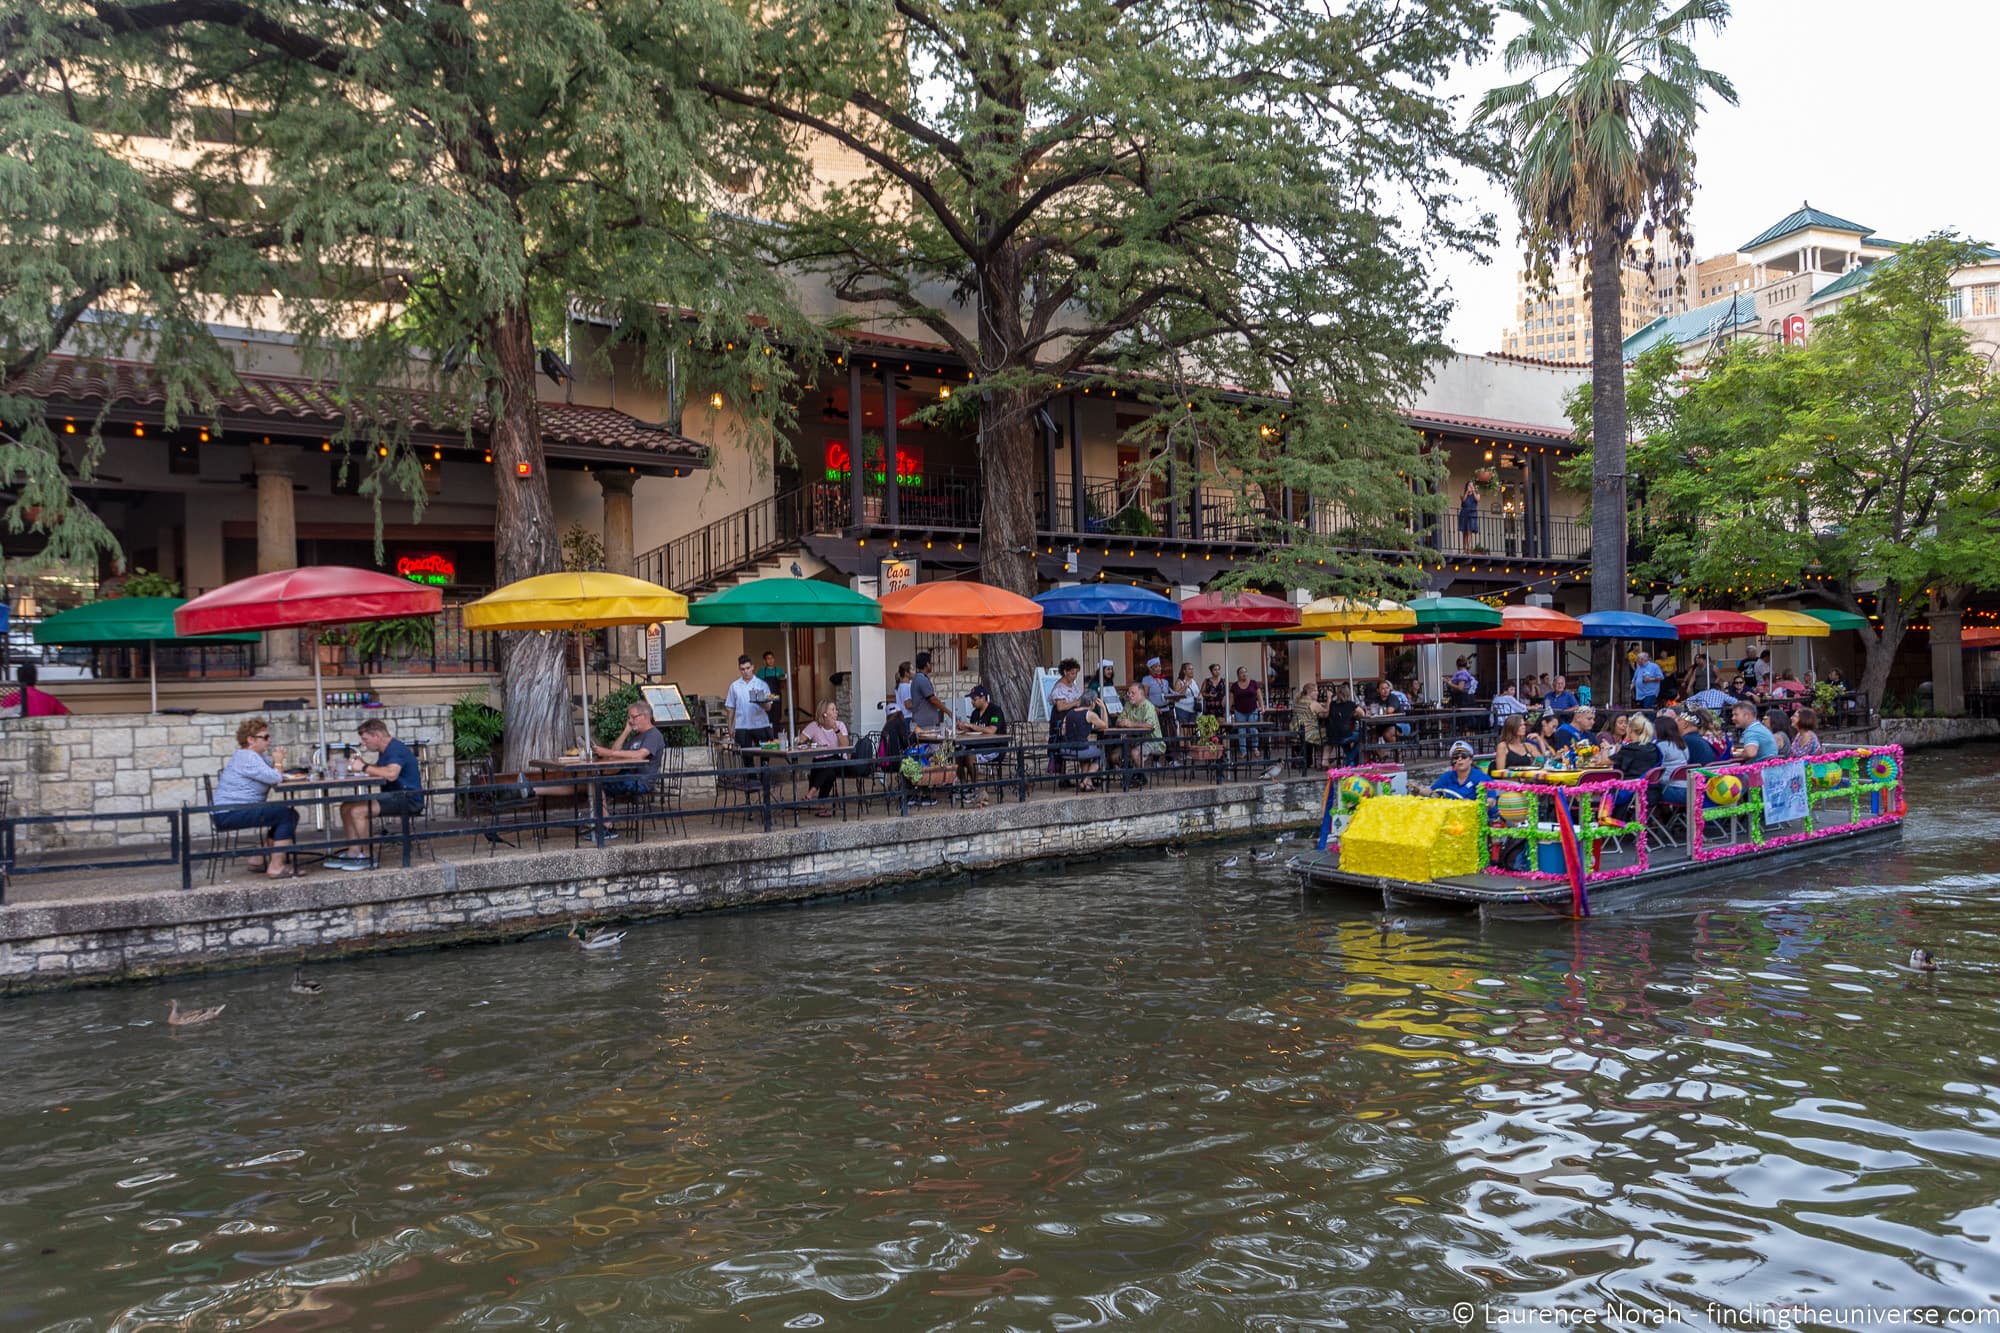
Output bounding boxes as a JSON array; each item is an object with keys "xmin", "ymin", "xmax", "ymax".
[
  {"xmin": 980, "ymin": 384, "xmax": 1040, "ymax": 726},
  {"xmin": 1587, "ymin": 230, "xmax": 1630, "ymax": 701},
  {"xmin": 485, "ymin": 301, "xmax": 572, "ymax": 772},
  {"xmin": 1857, "ymin": 582, "xmax": 1908, "ymax": 720}
]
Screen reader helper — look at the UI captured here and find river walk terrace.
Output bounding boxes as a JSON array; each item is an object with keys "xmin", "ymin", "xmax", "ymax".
[{"xmin": 0, "ymin": 750, "xmax": 1331, "ymax": 992}]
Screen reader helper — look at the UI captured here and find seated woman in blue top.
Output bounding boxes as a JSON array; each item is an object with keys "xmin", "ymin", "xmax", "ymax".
[
  {"xmin": 1429, "ymin": 742, "xmax": 1489, "ymax": 799},
  {"xmin": 212, "ymin": 717, "xmax": 300, "ymax": 878}
]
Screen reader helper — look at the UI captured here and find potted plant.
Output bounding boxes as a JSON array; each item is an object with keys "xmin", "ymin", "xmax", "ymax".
[
  {"xmin": 347, "ymin": 615, "xmax": 436, "ymax": 665},
  {"xmin": 1472, "ymin": 467, "xmax": 1497, "ymax": 490},
  {"xmin": 1188, "ymin": 712, "xmax": 1224, "ymax": 762},
  {"xmin": 317, "ymin": 626, "xmax": 348, "ymax": 675}
]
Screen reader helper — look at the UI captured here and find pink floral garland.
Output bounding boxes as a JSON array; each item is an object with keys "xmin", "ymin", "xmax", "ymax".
[
  {"xmin": 1482, "ymin": 776, "xmax": 1652, "ymax": 882},
  {"xmin": 1687, "ymin": 745, "xmax": 1905, "ymax": 863}
]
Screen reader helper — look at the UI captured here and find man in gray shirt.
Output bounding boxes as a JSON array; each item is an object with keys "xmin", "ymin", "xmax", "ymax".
[{"xmin": 909, "ymin": 651, "xmax": 946, "ymax": 729}]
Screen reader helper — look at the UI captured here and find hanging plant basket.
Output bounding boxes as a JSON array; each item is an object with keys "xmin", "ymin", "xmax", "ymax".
[{"xmin": 1472, "ymin": 468, "xmax": 1498, "ymax": 489}]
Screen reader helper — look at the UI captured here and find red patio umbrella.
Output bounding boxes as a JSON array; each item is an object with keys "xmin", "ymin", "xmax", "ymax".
[
  {"xmin": 177, "ymin": 567, "xmax": 444, "ymax": 765},
  {"xmin": 1178, "ymin": 590, "xmax": 1300, "ymax": 697},
  {"xmin": 1668, "ymin": 609, "xmax": 1769, "ymax": 690},
  {"xmin": 1458, "ymin": 605, "xmax": 1585, "ymax": 696}
]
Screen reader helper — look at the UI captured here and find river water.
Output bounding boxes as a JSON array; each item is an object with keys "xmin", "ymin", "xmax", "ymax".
[{"xmin": 3, "ymin": 749, "xmax": 1997, "ymax": 1331}]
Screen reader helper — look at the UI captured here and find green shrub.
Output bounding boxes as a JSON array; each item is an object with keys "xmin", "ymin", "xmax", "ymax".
[
  {"xmin": 592, "ymin": 682, "xmax": 643, "ymax": 745},
  {"xmin": 451, "ymin": 691, "xmax": 504, "ymax": 761}
]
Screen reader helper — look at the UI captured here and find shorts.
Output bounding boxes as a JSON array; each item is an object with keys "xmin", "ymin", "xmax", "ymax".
[{"xmin": 374, "ymin": 790, "xmax": 423, "ymax": 817}]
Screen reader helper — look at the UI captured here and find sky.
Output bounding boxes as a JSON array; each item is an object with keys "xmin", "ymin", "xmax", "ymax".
[{"xmin": 1432, "ymin": 0, "xmax": 2000, "ymax": 353}]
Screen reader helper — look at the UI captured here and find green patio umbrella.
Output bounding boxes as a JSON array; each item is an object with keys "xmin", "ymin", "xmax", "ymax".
[
  {"xmin": 1406, "ymin": 597, "xmax": 1504, "ymax": 703},
  {"xmin": 32, "ymin": 596, "xmax": 259, "ymax": 712},
  {"xmin": 1801, "ymin": 608, "xmax": 1871, "ymax": 631},
  {"xmin": 687, "ymin": 577, "xmax": 883, "ymax": 740}
]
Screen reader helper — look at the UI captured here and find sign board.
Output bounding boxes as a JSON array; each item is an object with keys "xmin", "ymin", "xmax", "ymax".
[
  {"xmin": 1783, "ymin": 313, "xmax": 1807, "ymax": 346},
  {"xmin": 395, "ymin": 551, "xmax": 455, "ymax": 586},
  {"xmin": 1029, "ymin": 665, "xmax": 1060, "ymax": 723},
  {"xmin": 644, "ymin": 622, "xmax": 665, "ymax": 675},
  {"xmin": 641, "ymin": 683, "xmax": 692, "ymax": 725},
  {"xmin": 1763, "ymin": 760, "xmax": 1808, "ymax": 826},
  {"xmin": 880, "ymin": 558, "xmax": 917, "ymax": 595}
]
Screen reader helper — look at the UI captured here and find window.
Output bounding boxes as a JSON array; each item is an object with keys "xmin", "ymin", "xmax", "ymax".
[
  {"xmin": 1970, "ymin": 284, "xmax": 2000, "ymax": 318},
  {"xmin": 1944, "ymin": 290, "xmax": 1966, "ymax": 320}
]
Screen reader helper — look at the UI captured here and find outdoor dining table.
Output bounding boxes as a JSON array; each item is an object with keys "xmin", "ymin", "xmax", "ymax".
[
  {"xmin": 528, "ymin": 757, "xmax": 643, "ymax": 827},
  {"xmin": 274, "ymin": 773, "xmax": 380, "ymax": 832}
]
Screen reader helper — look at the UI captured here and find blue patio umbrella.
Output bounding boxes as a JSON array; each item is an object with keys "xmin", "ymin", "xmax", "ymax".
[
  {"xmin": 1032, "ymin": 584, "xmax": 1183, "ymax": 631},
  {"xmin": 1032, "ymin": 585, "xmax": 1182, "ymax": 701},
  {"xmin": 1575, "ymin": 610, "xmax": 1680, "ymax": 708}
]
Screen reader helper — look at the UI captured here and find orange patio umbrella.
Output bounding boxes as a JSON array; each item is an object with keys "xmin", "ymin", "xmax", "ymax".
[
  {"xmin": 879, "ymin": 580, "xmax": 1045, "ymax": 633},
  {"xmin": 1457, "ymin": 605, "xmax": 1585, "ymax": 695}
]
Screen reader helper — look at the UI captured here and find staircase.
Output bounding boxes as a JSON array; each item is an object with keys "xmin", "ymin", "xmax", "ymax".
[
  {"xmin": 634, "ymin": 485, "xmax": 837, "ymax": 596},
  {"xmin": 634, "ymin": 486, "xmax": 836, "ymax": 651}
]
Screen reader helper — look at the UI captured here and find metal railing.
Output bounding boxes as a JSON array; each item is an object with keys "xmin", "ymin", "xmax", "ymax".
[
  {"xmin": 635, "ymin": 485, "xmax": 829, "ymax": 594},
  {"xmin": 0, "ymin": 737, "xmax": 1335, "ymax": 900}
]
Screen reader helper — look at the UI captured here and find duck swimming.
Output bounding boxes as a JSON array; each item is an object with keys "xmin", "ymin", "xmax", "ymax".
[
  {"xmin": 167, "ymin": 999, "xmax": 226, "ymax": 1027},
  {"xmin": 1909, "ymin": 948, "xmax": 1937, "ymax": 972},
  {"xmin": 569, "ymin": 922, "xmax": 628, "ymax": 950}
]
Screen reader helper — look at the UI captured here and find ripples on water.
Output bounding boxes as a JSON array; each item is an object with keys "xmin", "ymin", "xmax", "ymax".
[{"xmin": 1, "ymin": 752, "xmax": 1997, "ymax": 1330}]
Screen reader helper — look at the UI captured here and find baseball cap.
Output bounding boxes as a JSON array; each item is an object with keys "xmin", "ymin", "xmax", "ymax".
[
  {"xmin": 969, "ymin": 684, "xmax": 989, "ymax": 698},
  {"xmin": 1449, "ymin": 740, "xmax": 1475, "ymax": 759}
]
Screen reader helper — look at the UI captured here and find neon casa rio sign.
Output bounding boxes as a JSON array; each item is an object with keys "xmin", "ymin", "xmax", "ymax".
[{"xmin": 395, "ymin": 552, "xmax": 456, "ymax": 586}]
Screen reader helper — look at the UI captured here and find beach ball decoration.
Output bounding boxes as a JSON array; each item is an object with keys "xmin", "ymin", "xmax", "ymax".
[
  {"xmin": 1338, "ymin": 775, "xmax": 1376, "ymax": 804},
  {"xmin": 1808, "ymin": 761, "xmax": 1841, "ymax": 791},
  {"xmin": 1496, "ymin": 790, "xmax": 1535, "ymax": 826},
  {"xmin": 1867, "ymin": 755, "xmax": 1897, "ymax": 783},
  {"xmin": 1706, "ymin": 774, "xmax": 1744, "ymax": 807}
]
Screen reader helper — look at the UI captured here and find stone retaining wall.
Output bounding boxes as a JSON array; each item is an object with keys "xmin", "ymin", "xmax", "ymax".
[
  {"xmin": 0, "ymin": 777, "xmax": 1323, "ymax": 992},
  {"xmin": 1870, "ymin": 717, "xmax": 2000, "ymax": 749},
  {"xmin": 0, "ymin": 706, "xmax": 454, "ymax": 852}
]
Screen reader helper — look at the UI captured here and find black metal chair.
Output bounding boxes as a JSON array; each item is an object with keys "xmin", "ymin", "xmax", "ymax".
[
  {"xmin": 469, "ymin": 770, "xmax": 546, "ymax": 854},
  {"xmin": 198, "ymin": 773, "xmax": 254, "ymax": 882}
]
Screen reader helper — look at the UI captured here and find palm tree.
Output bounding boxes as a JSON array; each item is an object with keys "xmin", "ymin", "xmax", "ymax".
[{"xmin": 1477, "ymin": 0, "xmax": 1736, "ymax": 636}]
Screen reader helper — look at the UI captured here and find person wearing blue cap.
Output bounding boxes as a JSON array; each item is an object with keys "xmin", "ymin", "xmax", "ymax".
[{"xmin": 1429, "ymin": 741, "xmax": 1489, "ymax": 800}]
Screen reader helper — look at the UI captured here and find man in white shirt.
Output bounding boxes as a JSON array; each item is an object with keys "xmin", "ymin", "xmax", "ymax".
[{"xmin": 725, "ymin": 655, "xmax": 774, "ymax": 748}]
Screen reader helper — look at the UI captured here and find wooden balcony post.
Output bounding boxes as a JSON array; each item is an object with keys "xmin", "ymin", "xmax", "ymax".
[
  {"xmin": 883, "ymin": 371, "xmax": 900, "ymax": 527},
  {"xmin": 1042, "ymin": 409, "xmax": 1058, "ymax": 532},
  {"xmin": 1068, "ymin": 393, "xmax": 1086, "ymax": 532},
  {"xmin": 1166, "ymin": 446, "xmax": 1180, "ymax": 539},
  {"xmin": 848, "ymin": 358, "xmax": 864, "ymax": 529}
]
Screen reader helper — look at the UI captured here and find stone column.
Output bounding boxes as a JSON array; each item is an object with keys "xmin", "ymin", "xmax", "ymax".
[
  {"xmin": 1053, "ymin": 581, "xmax": 1085, "ymax": 668},
  {"xmin": 1930, "ymin": 609, "xmax": 1965, "ymax": 717},
  {"xmin": 251, "ymin": 443, "xmax": 306, "ymax": 677},
  {"xmin": 1173, "ymin": 583, "xmax": 1204, "ymax": 676},
  {"xmin": 849, "ymin": 573, "xmax": 890, "ymax": 734},
  {"xmin": 598, "ymin": 471, "xmax": 639, "ymax": 666}
]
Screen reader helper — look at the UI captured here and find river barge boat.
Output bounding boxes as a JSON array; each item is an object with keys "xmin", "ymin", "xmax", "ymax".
[{"xmin": 1290, "ymin": 746, "xmax": 1906, "ymax": 918}]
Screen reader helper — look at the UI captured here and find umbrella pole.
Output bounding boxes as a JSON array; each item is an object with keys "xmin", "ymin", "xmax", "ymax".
[
  {"xmin": 576, "ymin": 633, "xmax": 589, "ymax": 750},
  {"xmin": 312, "ymin": 630, "xmax": 328, "ymax": 770},
  {"xmin": 784, "ymin": 626, "xmax": 796, "ymax": 745},
  {"xmin": 149, "ymin": 645, "xmax": 158, "ymax": 714}
]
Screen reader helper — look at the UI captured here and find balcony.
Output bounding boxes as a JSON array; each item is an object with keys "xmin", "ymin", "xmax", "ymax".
[{"xmin": 815, "ymin": 469, "xmax": 1593, "ymax": 563}]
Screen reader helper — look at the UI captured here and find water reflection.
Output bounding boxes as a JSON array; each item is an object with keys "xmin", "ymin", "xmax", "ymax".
[{"xmin": 0, "ymin": 752, "xmax": 1996, "ymax": 1329}]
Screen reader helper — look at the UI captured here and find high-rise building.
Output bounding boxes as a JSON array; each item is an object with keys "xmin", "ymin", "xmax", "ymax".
[{"xmin": 1497, "ymin": 254, "xmax": 1691, "ymax": 359}]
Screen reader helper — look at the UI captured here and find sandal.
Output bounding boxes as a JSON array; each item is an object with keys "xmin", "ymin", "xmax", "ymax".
[{"xmin": 246, "ymin": 857, "xmax": 269, "ymax": 872}]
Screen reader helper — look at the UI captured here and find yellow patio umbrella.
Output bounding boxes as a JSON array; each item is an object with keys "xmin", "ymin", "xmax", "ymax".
[
  {"xmin": 1299, "ymin": 597, "xmax": 1416, "ymax": 696},
  {"xmin": 1746, "ymin": 607, "xmax": 1833, "ymax": 686},
  {"xmin": 464, "ymin": 572, "xmax": 689, "ymax": 742},
  {"xmin": 1745, "ymin": 609, "xmax": 1832, "ymax": 638}
]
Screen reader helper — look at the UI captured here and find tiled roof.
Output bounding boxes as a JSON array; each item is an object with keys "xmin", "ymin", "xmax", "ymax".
[
  {"xmin": 4, "ymin": 357, "xmax": 707, "ymax": 469},
  {"xmin": 1404, "ymin": 410, "xmax": 1572, "ymax": 443},
  {"xmin": 1805, "ymin": 261, "xmax": 1879, "ymax": 308},
  {"xmin": 1622, "ymin": 293, "xmax": 1758, "ymax": 359},
  {"xmin": 1740, "ymin": 204, "xmax": 1872, "ymax": 253}
]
